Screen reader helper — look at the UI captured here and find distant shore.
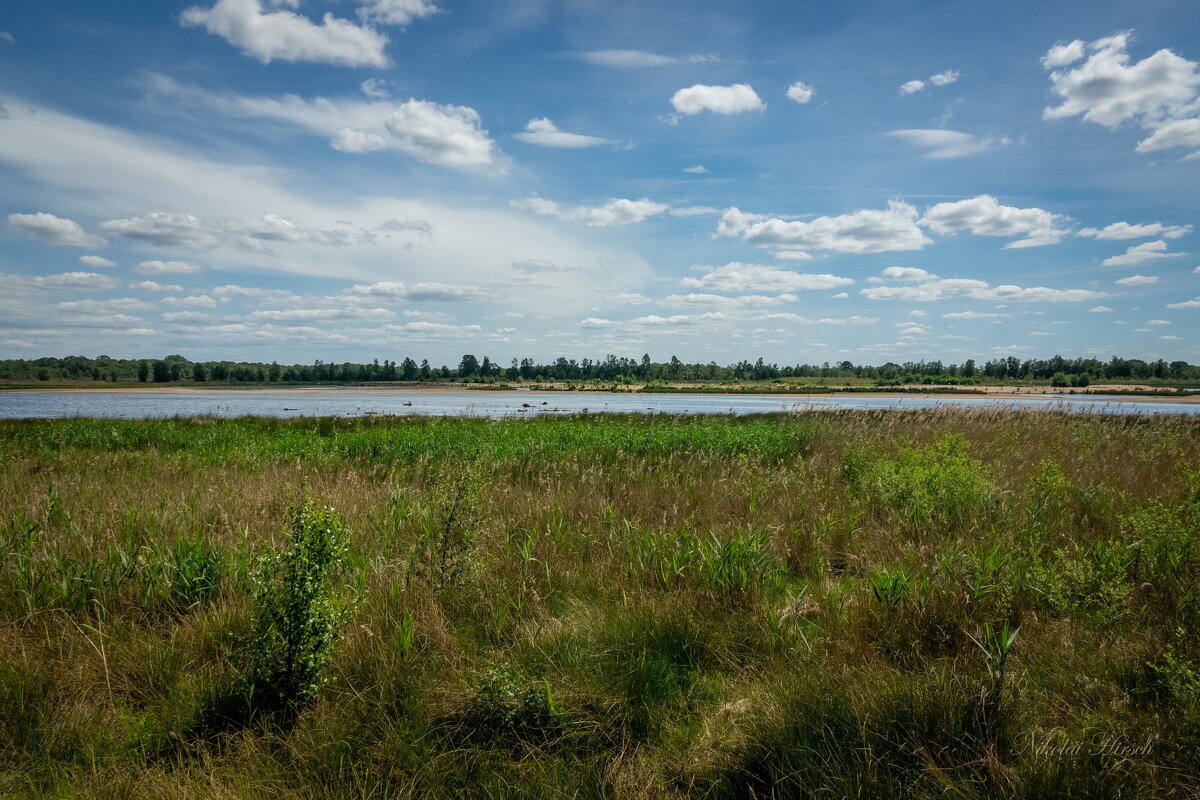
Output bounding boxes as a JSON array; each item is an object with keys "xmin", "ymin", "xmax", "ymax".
[{"xmin": 7, "ymin": 382, "xmax": 1199, "ymax": 404}]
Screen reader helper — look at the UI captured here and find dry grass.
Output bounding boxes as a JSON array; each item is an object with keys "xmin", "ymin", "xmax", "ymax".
[{"xmin": 1, "ymin": 409, "xmax": 1199, "ymax": 798}]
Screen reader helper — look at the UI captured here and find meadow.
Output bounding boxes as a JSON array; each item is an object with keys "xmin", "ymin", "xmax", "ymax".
[{"xmin": 1, "ymin": 409, "xmax": 1198, "ymax": 798}]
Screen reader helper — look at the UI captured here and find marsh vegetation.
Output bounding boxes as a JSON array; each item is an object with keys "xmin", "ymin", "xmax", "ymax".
[{"xmin": 1, "ymin": 410, "xmax": 1198, "ymax": 798}]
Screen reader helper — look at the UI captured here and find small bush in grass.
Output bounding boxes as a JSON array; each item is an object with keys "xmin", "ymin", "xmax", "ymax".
[{"xmin": 247, "ymin": 499, "xmax": 355, "ymax": 716}]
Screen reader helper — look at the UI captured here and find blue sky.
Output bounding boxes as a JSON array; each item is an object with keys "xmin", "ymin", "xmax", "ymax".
[{"xmin": 2, "ymin": 0, "xmax": 1199, "ymax": 366}]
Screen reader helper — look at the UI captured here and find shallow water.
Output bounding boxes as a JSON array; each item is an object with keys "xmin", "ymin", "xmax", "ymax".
[{"xmin": 1, "ymin": 389, "xmax": 1197, "ymax": 419}]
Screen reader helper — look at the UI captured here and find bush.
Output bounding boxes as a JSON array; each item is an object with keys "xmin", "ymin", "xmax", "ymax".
[{"xmin": 247, "ymin": 500, "xmax": 354, "ymax": 715}]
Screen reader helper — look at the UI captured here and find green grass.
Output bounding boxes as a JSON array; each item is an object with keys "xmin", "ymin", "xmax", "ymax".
[{"xmin": 1, "ymin": 409, "xmax": 1198, "ymax": 798}]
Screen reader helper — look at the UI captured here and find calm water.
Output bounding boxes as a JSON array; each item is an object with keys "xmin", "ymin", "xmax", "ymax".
[{"xmin": 1, "ymin": 390, "xmax": 1198, "ymax": 419}]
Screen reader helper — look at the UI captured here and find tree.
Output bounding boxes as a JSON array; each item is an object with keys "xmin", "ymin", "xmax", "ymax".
[
  {"xmin": 137, "ymin": 361, "xmax": 149, "ymax": 382},
  {"xmin": 400, "ymin": 357, "xmax": 418, "ymax": 381},
  {"xmin": 152, "ymin": 360, "xmax": 171, "ymax": 383},
  {"xmin": 458, "ymin": 354, "xmax": 479, "ymax": 377}
]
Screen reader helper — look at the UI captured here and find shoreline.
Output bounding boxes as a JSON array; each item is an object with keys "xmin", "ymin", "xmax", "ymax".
[{"xmin": 6, "ymin": 384, "xmax": 1199, "ymax": 404}]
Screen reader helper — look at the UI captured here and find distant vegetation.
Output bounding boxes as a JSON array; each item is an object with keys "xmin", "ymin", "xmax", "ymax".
[
  {"xmin": 1, "ymin": 409, "xmax": 1198, "ymax": 797},
  {"xmin": 2, "ymin": 352, "xmax": 1199, "ymax": 386}
]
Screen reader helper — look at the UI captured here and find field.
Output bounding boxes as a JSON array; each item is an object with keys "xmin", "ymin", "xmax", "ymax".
[{"xmin": 1, "ymin": 410, "xmax": 1199, "ymax": 798}]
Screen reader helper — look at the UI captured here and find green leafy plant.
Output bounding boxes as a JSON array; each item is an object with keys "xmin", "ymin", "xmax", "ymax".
[{"xmin": 247, "ymin": 500, "xmax": 355, "ymax": 715}]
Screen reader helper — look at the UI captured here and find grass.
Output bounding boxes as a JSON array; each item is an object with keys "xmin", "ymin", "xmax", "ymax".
[{"xmin": 1, "ymin": 409, "xmax": 1198, "ymax": 798}]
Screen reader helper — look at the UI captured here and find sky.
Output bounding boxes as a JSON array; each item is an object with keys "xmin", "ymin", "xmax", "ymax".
[{"xmin": 1, "ymin": 0, "xmax": 1199, "ymax": 367}]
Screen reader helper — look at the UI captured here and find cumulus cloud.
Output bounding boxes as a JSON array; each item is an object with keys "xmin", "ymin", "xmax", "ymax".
[
  {"xmin": 56, "ymin": 297, "xmax": 152, "ymax": 312},
  {"xmin": 343, "ymin": 281, "xmax": 491, "ymax": 302},
  {"xmin": 513, "ymin": 118, "xmax": 618, "ymax": 149},
  {"xmin": 330, "ymin": 127, "xmax": 389, "ymax": 153},
  {"xmin": 943, "ymin": 310, "xmax": 1007, "ymax": 319},
  {"xmin": 786, "ymin": 81, "xmax": 815, "ymax": 104},
  {"xmin": 1042, "ymin": 32, "xmax": 1200, "ymax": 155},
  {"xmin": 1166, "ymin": 297, "xmax": 1200, "ymax": 308},
  {"xmin": 8, "ymin": 212, "xmax": 106, "ymax": 247},
  {"xmin": 135, "ymin": 260, "xmax": 201, "ymax": 275},
  {"xmin": 384, "ymin": 99, "xmax": 498, "ymax": 168},
  {"xmin": 98, "ymin": 213, "xmax": 221, "ymax": 250},
  {"xmin": 1115, "ymin": 274, "xmax": 1161, "ymax": 285},
  {"xmin": 181, "ymin": 0, "xmax": 390, "ymax": 67},
  {"xmin": 251, "ymin": 306, "xmax": 393, "ymax": 321},
  {"xmin": 681, "ymin": 263, "xmax": 854, "ymax": 293},
  {"xmin": 162, "ymin": 294, "xmax": 218, "ymax": 307},
  {"xmin": 576, "ymin": 50, "xmax": 719, "ymax": 68},
  {"xmin": 356, "ymin": 0, "xmax": 438, "ymax": 26},
  {"xmin": 1101, "ymin": 239, "xmax": 1184, "ymax": 266},
  {"xmin": 1043, "ymin": 40, "xmax": 1086, "ymax": 68},
  {"xmin": 919, "ymin": 194, "xmax": 1068, "ymax": 248},
  {"xmin": 512, "ymin": 196, "xmax": 670, "ymax": 227},
  {"xmin": 1089, "ymin": 306, "xmax": 1115, "ymax": 312},
  {"xmin": 887, "ymin": 129, "xmax": 1009, "ymax": 159},
  {"xmin": 899, "ymin": 79, "xmax": 925, "ymax": 95},
  {"xmin": 662, "ymin": 293, "xmax": 800, "ymax": 309},
  {"xmin": 79, "ymin": 255, "xmax": 117, "ymax": 268},
  {"xmin": 717, "ymin": 201, "xmax": 931, "ymax": 254},
  {"xmin": 384, "ymin": 321, "xmax": 482, "ymax": 337},
  {"xmin": 929, "ymin": 70, "xmax": 960, "ymax": 86},
  {"xmin": 670, "ymin": 83, "xmax": 764, "ymax": 115},
  {"xmin": 683, "ymin": 165, "xmax": 708, "ymax": 174},
  {"xmin": 1078, "ymin": 221, "xmax": 1192, "ymax": 240},
  {"xmin": 862, "ymin": 277, "xmax": 1106, "ymax": 302},
  {"xmin": 0, "ymin": 271, "xmax": 119, "ymax": 293},
  {"xmin": 875, "ymin": 266, "xmax": 936, "ymax": 282},
  {"xmin": 131, "ymin": 280, "xmax": 183, "ymax": 292}
]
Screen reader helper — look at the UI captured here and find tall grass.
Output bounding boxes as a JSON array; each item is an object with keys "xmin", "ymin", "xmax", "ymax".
[{"xmin": 1, "ymin": 409, "xmax": 1198, "ymax": 797}]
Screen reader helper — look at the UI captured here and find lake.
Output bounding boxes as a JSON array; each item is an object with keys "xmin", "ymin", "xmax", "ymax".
[{"xmin": 1, "ymin": 389, "xmax": 1198, "ymax": 419}]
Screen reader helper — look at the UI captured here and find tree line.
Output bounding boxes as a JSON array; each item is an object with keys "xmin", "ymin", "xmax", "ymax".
[{"xmin": 2, "ymin": 353, "xmax": 1198, "ymax": 385}]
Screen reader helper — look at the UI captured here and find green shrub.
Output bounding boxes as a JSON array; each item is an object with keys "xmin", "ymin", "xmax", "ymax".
[{"xmin": 247, "ymin": 500, "xmax": 355, "ymax": 715}]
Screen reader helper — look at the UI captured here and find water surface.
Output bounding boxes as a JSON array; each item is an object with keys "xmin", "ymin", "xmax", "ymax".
[{"xmin": 1, "ymin": 389, "xmax": 1197, "ymax": 419}]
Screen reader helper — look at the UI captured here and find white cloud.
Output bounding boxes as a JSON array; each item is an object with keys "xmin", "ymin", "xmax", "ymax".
[
  {"xmin": 717, "ymin": 201, "xmax": 931, "ymax": 254},
  {"xmin": 879, "ymin": 266, "xmax": 936, "ymax": 282},
  {"xmin": 899, "ymin": 79, "xmax": 925, "ymax": 95},
  {"xmin": 681, "ymin": 263, "xmax": 854, "ymax": 293},
  {"xmin": 1166, "ymin": 297, "xmax": 1200, "ymax": 308},
  {"xmin": 513, "ymin": 118, "xmax": 617, "ymax": 149},
  {"xmin": 919, "ymin": 194, "xmax": 1068, "ymax": 248},
  {"xmin": 251, "ymin": 306, "xmax": 392, "ymax": 321},
  {"xmin": 8, "ymin": 212, "xmax": 106, "ymax": 247},
  {"xmin": 361, "ymin": 78, "xmax": 390, "ymax": 98},
  {"xmin": 0, "ymin": 271, "xmax": 119, "ymax": 293},
  {"xmin": 1043, "ymin": 33, "xmax": 1200, "ymax": 155},
  {"xmin": 1136, "ymin": 117, "xmax": 1200, "ymax": 153},
  {"xmin": 356, "ymin": 0, "xmax": 438, "ymax": 26},
  {"xmin": 683, "ymin": 165, "xmax": 708, "ymax": 174},
  {"xmin": 1078, "ymin": 221, "xmax": 1191, "ymax": 240},
  {"xmin": 343, "ymin": 281, "xmax": 491, "ymax": 302},
  {"xmin": 330, "ymin": 128, "xmax": 389, "ymax": 153},
  {"xmin": 131, "ymin": 280, "xmax": 183, "ymax": 293},
  {"xmin": 1102, "ymin": 239, "xmax": 1183, "ymax": 266},
  {"xmin": 929, "ymin": 70, "xmax": 960, "ymax": 86},
  {"xmin": 384, "ymin": 321, "xmax": 483, "ymax": 337},
  {"xmin": 98, "ymin": 213, "xmax": 221, "ymax": 250},
  {"xmin": 831, "ymin": 292, "xmax": 849, "ymax": 299},
  {"xmin": 163, "ymin": 311, "xmax": 214, "ymax": 325},
  {"xmin": 944, "ymin": 311, "xmax": 1007, "ymax": 319},
  {"xmin": 1115, "ymin": 274, "xmax": 1161, "ymax": 285},
  {"xmin": 577, "ymin": 50, "xmax": 719, "ymax": 68},
  {"xmin": 887, "ymin": 129, "xmax": 1009, "ymax": 159},
  {"xmin": 79, "ymin": 255, "xmax": 117, "ymax": 268},
  {"xmin": 1043, "ymin": 40, "xmax": 1086, "ymax": 69},
  {"xmin": 0, "ymin": 31, "xmax": 13, "ymax": 44},
  {"xmin": 786, "ymin": 81, "xmax": 815, "ymax": 104},
  {"xmin": 862, "ymin": 277, "xmax": 1106, "ymax": 302},
  {"xmin": 662, "ymin": 293, "xmax": 800, "ymax": 309},
  {"xmin": 1159, "ymin": 335, "xmax": 1183, "ymax": 340},
  {"xmin": 135, "ymin": 260, "xmax": 201, "ymax": 275},
  {"xmin": 670, "ymin": 83, "xmax": 765, "ymax": 115},
  {"xmin": 162, "ymin": 294, "xmax": 218, "ymax": 307},
  {"xmin": 1089, "ymin": 305, "xmax": 1115, "ymax": 312},
  {"xmin": 56, "ymin": 297, "xmax": 152, "ymax": 312},
  {"xmin": 383, "ymin": 99, "xmax": 498, "ymax": 168},
  {"xmin": 180, "ymin": 0, "xmax": 389, "ymax": 67},
  {"xmin": 1147, "ymin": 319, "xmax": 1171, "ymax": 325},
  {"xmin": 773, "ymin": 250, "xmax": 812, "ymax": 261},
  {"xmin": 512, "ymin": 196, "xmax": 670, "ymax": 227}
]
